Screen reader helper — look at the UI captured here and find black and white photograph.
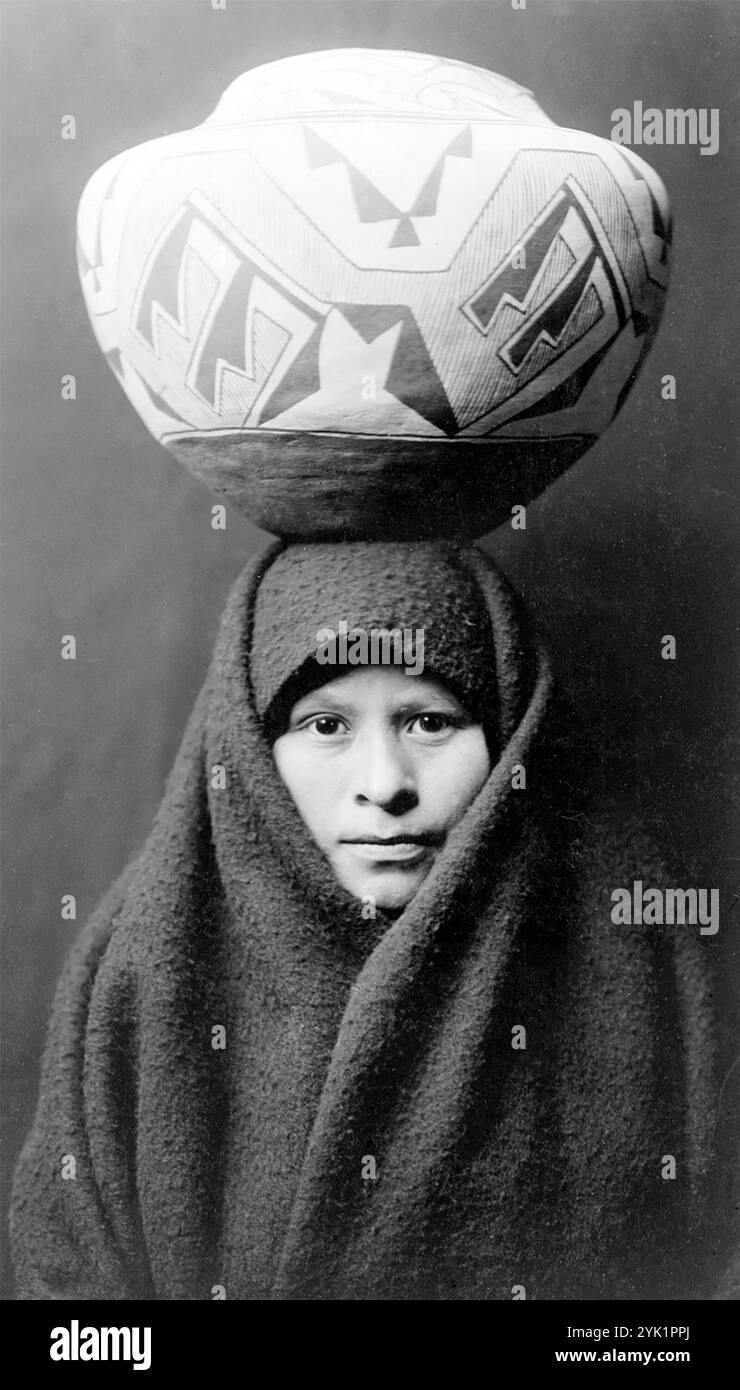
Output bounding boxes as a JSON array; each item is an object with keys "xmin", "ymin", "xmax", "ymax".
[{"xmin": 1, "ymin": 0, "xmax": 738, "ymax": 1349}]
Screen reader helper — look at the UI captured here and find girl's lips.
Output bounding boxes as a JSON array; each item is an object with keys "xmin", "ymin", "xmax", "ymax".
[{"xmin": 344, "ymin": 842, "xmax": 431, "ymax": 864}]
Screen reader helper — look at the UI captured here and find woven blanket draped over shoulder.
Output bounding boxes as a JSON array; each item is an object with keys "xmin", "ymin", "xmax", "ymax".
[{"xmin": 10, "ymin": 543, "xmax": 729, "ymax": 1300}]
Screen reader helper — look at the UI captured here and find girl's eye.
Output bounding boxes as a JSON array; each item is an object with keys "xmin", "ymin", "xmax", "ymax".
[
  {"xmin": 306, "ymin": 716, "xmax": 347, "ymax": 736},
  {"xmin": 410, "ymin": 712, "xmax": 458, "ymax": 735}
]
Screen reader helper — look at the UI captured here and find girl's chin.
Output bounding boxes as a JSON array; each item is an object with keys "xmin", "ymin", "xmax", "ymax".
[{"xmin": 341, "ymin": 863, "xmax": 432, "ymax": 912}]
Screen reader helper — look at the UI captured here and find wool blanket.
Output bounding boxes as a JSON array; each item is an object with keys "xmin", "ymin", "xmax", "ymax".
[{"xmin": 10, "ymin": 541, "xmax": 730, "ymax": 1300}]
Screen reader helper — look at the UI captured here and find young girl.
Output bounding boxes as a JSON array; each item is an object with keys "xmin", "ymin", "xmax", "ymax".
[{"xmin": 10, "ymin": 540, "xmax": 728, "ymax": 1299}]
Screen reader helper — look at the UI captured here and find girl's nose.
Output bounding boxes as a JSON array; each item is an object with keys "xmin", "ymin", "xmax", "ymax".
[{"xmin": 352, "ymin": 729, "xmax": 418, "ymax": 814}]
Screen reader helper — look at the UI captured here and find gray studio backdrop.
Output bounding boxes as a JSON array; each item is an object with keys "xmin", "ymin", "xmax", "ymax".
[{"xmin": 2, "ymin": 0, "xmax": 737, "ymax": 1298}]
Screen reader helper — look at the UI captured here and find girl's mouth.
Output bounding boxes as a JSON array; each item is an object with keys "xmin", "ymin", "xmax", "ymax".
[{"xmin": 343, "ymin": 841, "xmax": 433, "ymax": 864}]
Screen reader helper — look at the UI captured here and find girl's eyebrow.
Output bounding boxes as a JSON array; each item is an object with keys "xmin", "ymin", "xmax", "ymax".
[
  {"xmin": 290, "ymin": 691, "xmax": 466, "ymax": 722},
  {"xmin": 291, "ymin": 692, "xmax": 358, "ymax": 718},
  {"xmin": 391, "ymin": 698, "xmax": 464, "ymax": 720}
]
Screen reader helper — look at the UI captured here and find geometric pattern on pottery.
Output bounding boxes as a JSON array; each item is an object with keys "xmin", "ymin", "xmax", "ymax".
[{"xmin": 77, "ymin": 50, "xmax": 670, "ymax": 452}]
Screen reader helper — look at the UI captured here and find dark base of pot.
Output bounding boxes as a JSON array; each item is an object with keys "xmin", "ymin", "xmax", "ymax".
[{"xmin": 168, "ymin": 429, "xmax": 595, "ymax": 540}]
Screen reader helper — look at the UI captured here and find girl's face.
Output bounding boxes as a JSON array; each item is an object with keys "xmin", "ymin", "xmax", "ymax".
[{"xmin": 273, "ymin": 667, "xmax": 491, "ymax": 911}]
